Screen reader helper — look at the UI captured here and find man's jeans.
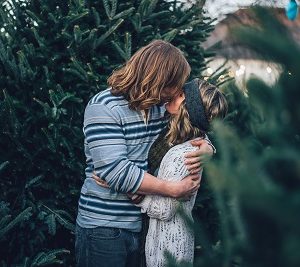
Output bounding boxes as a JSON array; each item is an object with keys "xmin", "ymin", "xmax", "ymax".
[{"xmin": 75, "ymin": 224, "xmax": 141, "ymax": 267}]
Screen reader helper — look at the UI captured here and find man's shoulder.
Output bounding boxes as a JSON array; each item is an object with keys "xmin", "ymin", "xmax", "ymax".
[{"xmin": 88, "ymin": 88, "xmax": 126, "ymax": 107}]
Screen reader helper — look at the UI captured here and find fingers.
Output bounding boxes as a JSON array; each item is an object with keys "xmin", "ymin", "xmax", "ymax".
[
  {"xmin": 182, "ymin": 181, "xmax": 201, "ymax": 199},
  {"xmin": 92, "ymin": 173, "xmax": 109, "ymax": 188},
  {"xmin": 184, "ymin": 150, "xmax": 199, "ymax": 159},
  {"xmin": 190, "ymin": 139, "xmax": 206, "ymax": 147},
  {"xmin": 185, "ymin": 153, "xmax": 211, "ymax": 169},
  {"xmin": 95, "ymin": 180, "xmax": 109, "ymax": 188},
  {"xmin": 189, "ymin": 167, "xmax": 202, "ymax": 174},
  {"xmin": 96, "ymin": 180, "xmax": 109, "ymax": 188},
  {"xmin": 130, "ymin": 194, "xmax": 145, "ymax": 204},
  {"xmin": 186, "ymin": 162, "xmax": 201, "ymax": 171},
  {"xmin": 92, "ymin": 172, "xmax": 100, "ymax": 180},
  {"xmin": 185, "ymin": 157, "xmax": 200, "ymax": 166},
  {"xmin": 182, "ymin": 173, "xmax": 199, "ymax": 180}
]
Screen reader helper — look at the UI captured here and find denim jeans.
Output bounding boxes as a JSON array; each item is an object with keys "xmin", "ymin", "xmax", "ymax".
[{"xmin": 75, "ymin": 224, "xmax": 141, "ymax": 267}]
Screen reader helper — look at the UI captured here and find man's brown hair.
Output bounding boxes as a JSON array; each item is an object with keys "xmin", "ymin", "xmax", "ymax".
[{"xmin": 108, "ymin": 40, "xmax": 191, "ymax": 110}]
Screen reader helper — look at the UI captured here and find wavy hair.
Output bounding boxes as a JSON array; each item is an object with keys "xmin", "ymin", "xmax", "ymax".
[
  {"xmin": 165, "ymin": 80, "xmax": 228, "ymax": 145},
  {"xmin": 108, "ymin": 40, "xmax": 191, "ymax": 110}
]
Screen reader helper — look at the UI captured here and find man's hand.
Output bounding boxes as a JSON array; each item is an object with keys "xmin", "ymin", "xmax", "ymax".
[
  {"xmin": 170, "ymin": 173, "xmax": 202, "ymax": 198},
  {"xmin": 184, "ymin": 139, "xmax": 213, "ymax": 173}
]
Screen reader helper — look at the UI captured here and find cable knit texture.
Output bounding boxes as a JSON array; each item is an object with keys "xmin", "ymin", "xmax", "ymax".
[{"xmin": 138, "ymin": 141, "xmax": 202, "ymax": 267}]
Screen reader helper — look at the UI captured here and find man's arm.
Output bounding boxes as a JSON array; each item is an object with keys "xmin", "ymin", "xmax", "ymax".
[
  {"xmin": 84, "ymin": 103, "xmax": 144, "ymax": 194},
  {"xmin": 85, "ymin": 103, "xmax": 200, "ymax": 198},
  {"xmin": 135, "ymin": 172, "xmax": 200, "ymax": 198}
]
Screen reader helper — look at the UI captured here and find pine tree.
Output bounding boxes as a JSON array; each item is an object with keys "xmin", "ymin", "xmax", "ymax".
[
  {"xmin": 194, "ymin": 7, "xmax": 300, "ymax": 267},
  {"xmin": 0, "ymin": 0, "xmax": 215, "ymax": 265}
]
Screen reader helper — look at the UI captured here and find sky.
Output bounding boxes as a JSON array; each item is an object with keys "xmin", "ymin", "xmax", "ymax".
[{"xmin": 204, "ymin": 0, "xmax": 286, "ymax": 19}]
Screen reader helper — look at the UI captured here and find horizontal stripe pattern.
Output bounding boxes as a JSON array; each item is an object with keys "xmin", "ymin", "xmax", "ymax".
[{"xmin": 77, "ymin": 89, "xmax": 167, "ymax": 231}]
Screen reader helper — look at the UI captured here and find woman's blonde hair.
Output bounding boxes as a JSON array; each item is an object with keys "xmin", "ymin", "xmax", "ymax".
[
  {"xmin": 108, "ymin": 40, "xmax": 191, "ymax": 110},
  {"xmin": 166, "ymin": 80, "xmax": 228, "ymax": 145}
]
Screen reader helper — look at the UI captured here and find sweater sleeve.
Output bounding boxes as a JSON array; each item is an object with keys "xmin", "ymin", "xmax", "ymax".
[
  {"xmin": 84, "ymin": 103, "xmax": 145, "ymax": 194},
  {"xmin": 137, "ymin": 194, "xmax": 179, "ymax": 221}
]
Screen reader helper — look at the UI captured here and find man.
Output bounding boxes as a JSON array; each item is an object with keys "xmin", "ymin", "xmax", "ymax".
[{"xmin": 75, "ymin": 40, "xmax": 213, "ymax": 267}]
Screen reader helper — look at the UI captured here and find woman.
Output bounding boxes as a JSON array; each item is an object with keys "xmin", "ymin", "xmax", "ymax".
[{"xmin": 136, "ymin": 78, "xmax": 228, "ymax": 266}]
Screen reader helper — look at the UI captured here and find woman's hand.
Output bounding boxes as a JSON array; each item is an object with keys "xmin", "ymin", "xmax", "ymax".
[
  {"xmin": 127, "ymin": 193, "xmax": 145, "ymax": 204},
  {"xmin": 184, "ymin": 139, "xmax": 213, "ymax": 173}
]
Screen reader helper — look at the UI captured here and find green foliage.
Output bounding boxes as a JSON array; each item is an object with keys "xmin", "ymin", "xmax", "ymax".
[
  {"xmin": 0, "ymin": 0, "xmax": 214, "ymax": 265},
  {"xmin": 195, "ymin": 7, "xmax": 300, "ymax": 267}
]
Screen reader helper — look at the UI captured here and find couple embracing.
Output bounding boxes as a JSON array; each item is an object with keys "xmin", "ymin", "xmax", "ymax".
[{"xmin": 75, "ymin": 40, "xmax": 227, "ymax": 267}]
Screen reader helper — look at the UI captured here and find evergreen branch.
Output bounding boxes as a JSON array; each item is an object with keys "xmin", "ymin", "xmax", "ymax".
[
  {"xmin": 0, "ymin": 215, "xmax": 11, "ymax": 229},
  {"xmin": 3, "ymin": 89, "xmax": 22, "ymax": 134},
  {"xmin": 0, "ymin": 207, "xmax": 32, "ymax": 240},
  {"xmin": 91, "ymin": 7, "xmax": 101, "ymax": 27},
  {"xmin": 55, "ymin": 210, "xmax": 74, "ymax": 221},
  {"xmin": 148, "ymin": 0, "xmax": 159, "ymax": 14},
  {"xmin": 177, "ymin": 8, "xmax": 194, "ymax": 24},
  {"xmin": 71, "ymin": 57, "xmax": 88, "ymax": 77},
  {"xmin": 0, "ymin": 161, "xmax": 9, "ymax": 173},
  {"xmin": 55, "ymin": 213, "xmax": 75, "ymax": 233},
  {"xmin": 22, "ymin": 257, "xmax": 30, "ymax": 267},
  {"xmin": 25, "ymin": 175, "xmax": 44, "ymax": 189},
  {"xmin": 30, "ymin": 249, "xmax": 69, "ymax": 266},
  {"xmin": 60, "ymin": 136, "xmax": 75, "ymax": 158},
  {"xmin": 79, "ymin": 28, "xmax": 97, "ymax": 50},
  {"xmin": 162, "ymin": 29, "xmax": 178, "ymax": 42},
  {"xmin": 111, "ymin": 41, "xmax": 128, "ymax": 61},
  {"xmin": 73, "ymin": 25, "xmax": 82, "ymax": 44},
  {"xmin": 46, "ymin": 214, "xmax": 56, "ymax": 236},
  {"xmin": 41, "ymin": 128, "xmax": 56, "ymax": 152},
  {"xmin": 17, "ymin": 50, "xmax": 33, "ymax": 80},
  {"xmin": 63, "ymin": 68, "xmax": 88, "ymax": 82},
  {"xmin": 131, "ymin": 13, "xmax": 141, "ymax": 32},
  {"xmin": 112, "ymin": 7, "xmax": 135, "ymax": 20},
  {"xmin": 95, "ymin": 19, "xmax": 124, "ymax": 48},
  {"xmin": 32, "ymin": 28, "xmax": 45, "ymax": 48},
  {"xmin": 33, "ymin": 98, "xmax": 51, "ymax": 117},
  {"xmin": 139, "ymin": 25, "xmax": 152, "ymax": 33},
  {"xmin": 25, "ymin": 10, "xmax": 44, "ymax": 26},
  {"xmin": 42, "ymin": 205, "xmax": 75, "ymax": 233},
  {"xmin": 146, "ymin": 10, "xmax": 170, "ymax": 21},
  {"xmin": 124, "ymin": 32, "xmax": 132, "ymax": 58},
  {"xmin": 138, "ymin": 0, "xmax": 149, "ymax": 18},
  {"xmin": 102, "ymin": 0, "xmax": 111, "ymax": 19},
  {"xmin": 111, "ymin": 0, "xmax": 117, "ymax": 19},
  {"xmin": 64, "ymin": 11, "xmax": 89, "ymax": 31},
  {"xmin": 48, "ymin": 13, "xmax": 58, "ymax": 24}
]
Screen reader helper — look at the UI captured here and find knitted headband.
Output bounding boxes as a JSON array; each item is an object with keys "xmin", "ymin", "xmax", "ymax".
[{"xmin": 183, "ymin": 79, "xmax": 209, "ymax": 131}]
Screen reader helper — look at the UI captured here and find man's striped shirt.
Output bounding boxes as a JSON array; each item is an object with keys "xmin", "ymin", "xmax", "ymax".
[{"xmin": 76, "ymin": 89, "xmax": 167, "ymax": 232}]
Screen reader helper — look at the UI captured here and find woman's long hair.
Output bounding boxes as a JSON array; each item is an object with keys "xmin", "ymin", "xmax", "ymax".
[
  {"xmin": 165, "ymin": 81, "xmax": 228, "ymax": 145},
  {"xmin": 108, "ymin": 40, "xmax": 191, "ymax": 110}
]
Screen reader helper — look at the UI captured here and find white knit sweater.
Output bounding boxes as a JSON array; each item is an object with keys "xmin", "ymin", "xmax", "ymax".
[{"xmin": 138, "ymin": 141, "xmax": 202, "ymax": 267}]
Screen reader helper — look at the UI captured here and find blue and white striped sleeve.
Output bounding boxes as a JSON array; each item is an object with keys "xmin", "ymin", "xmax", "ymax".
[{"xmin": 83, "ymin": 103, "xmax": 145, "ymax": 194}]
